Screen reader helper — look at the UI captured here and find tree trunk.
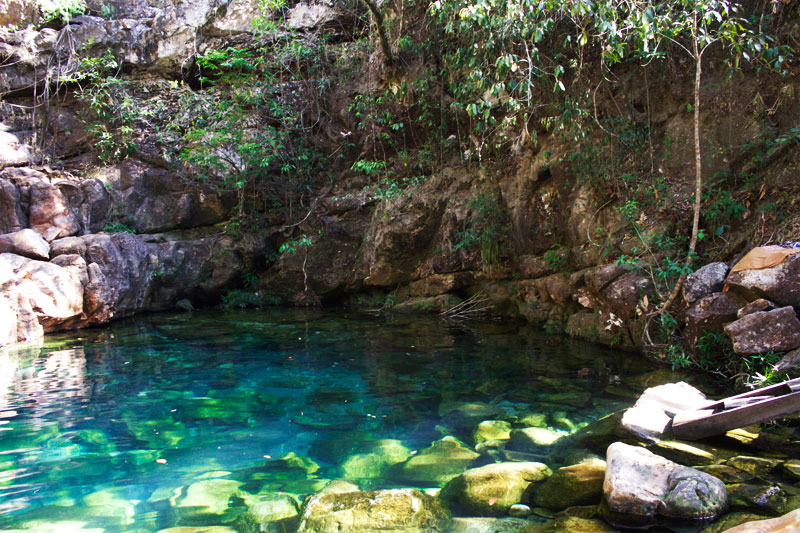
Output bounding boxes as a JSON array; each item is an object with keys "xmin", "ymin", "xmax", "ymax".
[{"xmin": 360, "ymin": 0, "xmax": 394, "ymax": 69}]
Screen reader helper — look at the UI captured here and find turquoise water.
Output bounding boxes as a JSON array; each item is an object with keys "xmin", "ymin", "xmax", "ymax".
[{"xmin": 0, "ymin": 309, "xmax": 682, "ymax": 531}]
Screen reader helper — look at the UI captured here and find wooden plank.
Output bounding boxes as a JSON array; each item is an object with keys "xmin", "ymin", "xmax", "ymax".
[{"xmin": 672, "ymin": 390, "xmax": 800, "ymax": 440}]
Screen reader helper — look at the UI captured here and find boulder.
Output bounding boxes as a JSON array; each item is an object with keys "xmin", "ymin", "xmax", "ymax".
[
  {"xmin": 737, "ymin": 298, "xmax": 776, "ymax": 318},
  {"xmin": 603, "ymin": 443, "xmax": 727, "ymax": 527},
  {"xmin": 617, "ymin": 382, "xmax": 708, "ymax": 442},
  {"xmin": 392, "ymin": 436, "xmax": 480, "ymax": 486},
  {"xmin": 602, "ymin": 271, "xmax": 654, "ymax": 319},
  {"xmin": 533, "ymin": 458, "xmax": 606, "ymax": 510},
  {"xmin": 441, "ymin": 461, "xmax": 551, "ymax": 516},
  {"xmin": 684, "ymin": 292, "xmax": 744, "ymax": 348},
  {"xmin": 0, "ymin": 253, "xmax": 84, "ymax": 332},
  {"xmin": 296, "ymin": 489, "xmax": 450, "ymax": 532},
  {"xmin": 0, "ymin": 228, "xmax": 49, "ymax": 260},
  {"xmin": 775, "ymin": 348, "xmax": 800, "ymax": 373},
  {"xmin": 683, "ymin": 262, "xmax": 729, "ymax": 304},
  {"xmin": 724, "ymin": 306, "xmax": 800, "ymax": 355},
  {"xmin": 725, "ymin": 254, "xmax": 800, "ymax": 309},
  {"xmin": 721, "ymin": 508, "xmax": 800, "ymax": 532},
  {"xmin": 585, "ymin": 263, "xmax": 627, "ymax": 294},
  {"xmin": 29, "ymin": 181, "xmax": 80, "ymax": 241},
  {"xmin": 0, "ymin": 129, "xmax": 32, "ymax": 169},
  {"xmin": 473, "ymin": 420, "xmax": 512, "ymax": 444}
]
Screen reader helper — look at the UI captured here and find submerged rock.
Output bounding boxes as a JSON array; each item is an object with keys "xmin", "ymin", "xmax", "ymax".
[
  {"xmin": 393, "ymin": 436, "xmax": 480, "ymax": 486},
  {"xmin": 341, "ymin": 439, "xmax": 410, "ymax": 479},
  {"xmin": 508, "ymin": 427, "xmax": 565, "ymax": 451},
  {"xmin": 533, "ymin": 458, "xmax": 605, "ymax": 510},
  {"xmin": 441, "ymin": 461, "xmax": 551, "ymax": 516},
  {"xmin": 719, "ymin": 508, "xmax": 800, "ymax": 532},
  {"xmin": 473, "ymin": 420, "xmax": 512, "ymax": 444},
  {"xmin": 603, "ymin": 442, "xmax": 727, "ymax": 527},
  {"xmin": 521, "ymin": 516, "xmax": 615, "ymax": 532},
  {"xmin": 170, "ymin": 478, "xmax": 243, "ymax": 523},
  {"xmin": 448, "ymin": 516, "xmax": 531, "ymax": 532},
  {"xmin": 296, "ymin": 488, "xmax": 450, "ymax": 532}
]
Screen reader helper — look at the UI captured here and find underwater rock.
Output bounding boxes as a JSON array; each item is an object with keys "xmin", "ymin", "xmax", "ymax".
[
  {"xmin": 170, "ymin": 478, "xmax": 243, "ymax": 523},
  {"xmin": 439, "ymin": 401, "xmax": 505, "ymax": 433},
  {"xmin": 341, "ymin": 439, "xmax": 410, "ymax": 479},
  {"xmin": 296, "ymin": 488, "xmax": 450, "ymax": 532},
  {"xmin": 441, "ymin": 461, "xmax": 551, "ymax": 516},
  {"xmin": 698, "ymin": 512, "xmax": 770, "ymax": 533},
  {"xmin": 237, "ymin": 491, "xmax": 299, "ymax": 532},
  {"xmin": 157, "ymin": 528, "xmax": 238, "ymax": 532},
  {"xmin": 448, "ymin": 516, "xmax": 532, "ymax": 532},
  {"xmin": 516, "ymin": 412, "xmax": 548, "ymax": 427},
  {"xmin": 725, "ymin": 456, "xmax": 781, "ymax": 477},
  {"xmin": 520, "ymin": 516, "xmax": 615, "ymax": 532},
  {"xmin": 533, "ymin": 458, "xmax": 606, "ymax": 510},
  {"xmin": 316, "ymin": 479, "xmax": 361, "ymax": 495},
  {"xmin": 509, "ymin": 504, "xmax": 532, "ymax": 517},
  {"xmin": 124, "ymin": 417, "xmax": 187, "ymax": 448},
  {"xmin": 719, "ymin": 508, "xmax": 800, "ymax": 532},
  {"xmin": 508, "ymin": 427, "xmax": 565, "ymax": 451},
  {"xmin": 473, "ymin": 420, "xmax": 512, "ymax": 444},
  {"xmin": 726, "ymin": 483, "xmax": 788, "ymax": 514},
  {"xmin": 696, "ymin": 464, "xmax": 756, "ymax": 484},
  {"xmin": 603, "ymin": 443, "xmax": 727, "ymax": 527},
  {"xmin": 393, "ymin": 436, "xmax": 481, "ymax": 486}
]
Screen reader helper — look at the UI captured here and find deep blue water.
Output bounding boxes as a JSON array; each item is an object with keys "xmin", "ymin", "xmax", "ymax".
[{"xmin": 0, "ymin": 309, "xmax": 691, "ymax": 531}]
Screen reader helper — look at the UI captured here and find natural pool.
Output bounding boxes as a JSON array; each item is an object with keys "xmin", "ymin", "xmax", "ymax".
[{"xmin": 0, "ymin": 309, "xmax": 706, "ymax": 531}]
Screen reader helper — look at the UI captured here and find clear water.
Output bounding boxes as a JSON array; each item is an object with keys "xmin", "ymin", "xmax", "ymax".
[{"xmin": 0, "ymin": 309, "xmax": 695, "ymax": 531}]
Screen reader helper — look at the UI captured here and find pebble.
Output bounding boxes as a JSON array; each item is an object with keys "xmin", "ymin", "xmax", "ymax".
[{"xmin": 508, "ymin": 503, "xmax": 532, "ymax": 517}]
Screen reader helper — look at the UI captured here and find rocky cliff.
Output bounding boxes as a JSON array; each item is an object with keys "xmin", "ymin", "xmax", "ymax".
[{"xmin": 1, "ymin": 0, "xmax": 800, "ymax": 372}]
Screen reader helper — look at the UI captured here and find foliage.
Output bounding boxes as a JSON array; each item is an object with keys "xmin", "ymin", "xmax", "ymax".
[
  {"xmin": 544, "ymin": 244, "xmax": 569, "ymax": 273},
  {"xmin": 454, "ymin": 190, "xmax": 511, "ymax": 267},
  {"xmin": 38, "ymin": 0, "xmax": 86, "ymax": 24},
  {"xmin": 279, "ymin": 235, "xmax": 313, "ymax": 255},
  {"xmin": 102, "ymin": 221, "xmax": 136, "ymax": 234}
]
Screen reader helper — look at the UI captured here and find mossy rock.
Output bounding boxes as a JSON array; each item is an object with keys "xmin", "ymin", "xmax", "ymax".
[
  {"xmin": 533, "ymin": 459, "xmax": 606, "ymax": 510},
  {"xmin": 448, "ymin": 517, "xmax": 532, "ymax": 532},
  {"xmin": 392, "ymin": 436, "xmax": 480, "ymax": 486},
  {"xmin": 125, "ymin": 418, "xmax": 187, "ymax": 448},
  {"xmin": 296, "ymin": 488, "xmax": 451, "ymax": 532},
  {"xmin": 341, "ymin": 439, "xmax": 410, "ymax": 479},
  {"xmin": 170, "ymin": 478, "xmax": 244, "ymax": 524},
  {"xmin": 699, "ymin": 512, "xmax": 770, "ymax": 533},
  {"xmin": 521, "ymin": 516, "xmax": 615, "ymax": 532},
  {"xmin": 473, "ymin": 420, "xmax": 512, "ymax": 444},
  {"xmin": 441, "ymin": 461, "xmax": 551, "ymax": 516}
]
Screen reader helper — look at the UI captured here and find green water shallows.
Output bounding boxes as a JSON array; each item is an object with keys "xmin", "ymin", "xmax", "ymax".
[{"xmin": 0, "ymin": 309, "xmax": 687, "ymax": 531}]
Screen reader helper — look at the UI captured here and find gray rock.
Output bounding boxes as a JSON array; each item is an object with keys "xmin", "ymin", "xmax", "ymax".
[
  {"xmin": 441, "ymin": 461, "xmax": 550, "ymax": 516},
  {"xmin": 0, "ymin": 229, "xmax": 50, "ymax": 260},
  {"xmin": 0, "ymin": 178, "xmax": 25, "ymax": 234},
  {"xmin": 296, "ymin": 489, "xmax": 451, "ymax": 532},
  {"xmin": 683, "ymin": 292, "xmax": 744, "ymax": 348},
  {"xmin": 603, "ymin": 443, "xmax": 727, "ymax": 527},
  {"xmin": 683, "ymin": 262, "xmax": 729, "ymax": 304},
  {"xmin": 724, "ymin": 306, "xmax": 800, "ymax": 355},
  {"xmin": 775, "ymin": 348, "xmax": 800, "ymax": 373},
  {"xmin": 602, "ymin": 271, "xmax": 655, "ymax": 319},
  {"xmin": 726, "ymin": 254, "xmax": 800, "ymax": 309},
  {"xmin": 737, "ymin": 298, "xmax": 776, "ymax": 318}
]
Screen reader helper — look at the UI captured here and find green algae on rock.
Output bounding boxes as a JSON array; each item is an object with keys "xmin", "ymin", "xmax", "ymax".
[{"xmin": 392, "ymin": 436, "xmax": 481, "ymax": 486}]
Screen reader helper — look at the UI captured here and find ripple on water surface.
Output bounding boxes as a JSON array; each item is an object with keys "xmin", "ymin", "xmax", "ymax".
[{"xmin": 0, "ymin": 308, "xmax": 703, "ymax": 531}]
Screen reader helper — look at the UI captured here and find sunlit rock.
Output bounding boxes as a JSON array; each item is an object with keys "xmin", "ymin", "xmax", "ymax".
[
  {"xmin": 508, "ymin": 427, "xmax": 566, "ymax": 452},
  {"xmin": 718, "ymin": 508, "xmax": 800, "ymax": 533},
  {"xmin": 170, "ymin": 478, "xmax": 243, "ymax": 524},
  {"xmin": 448, "ymin": 517, "xmax": 531, "ymax": 532},
  {"xmin": 724, "ymin": 306, "xmax": 800, "ymax": 355},
  {"xmin": 341, "ymin": 439, "xmax": 410, "ymax": 479},
  {"xmin": 617, "ymin": 382, "xmax": 708, "ymax": 442},
  {"xmin": 441, "ymin": 461, "xmax": 550, "ymax": 516},
  {"xmin": 393, "ymin": 436, "xmax": 480, "ymax": 486},
  {"xmin": 296, "ymin": 488, "xmax": 450, "ymax": 532},
  {"xmin": 603, "ymin": 442, "xmax": 727, "ymax": 527},
  {"xmin": 473, "ymin": 420, "xmax": 512, "ymax": 444},
  {"xmin": 0, "ymin": 229, "xmax": 50, "ymax": 260}
]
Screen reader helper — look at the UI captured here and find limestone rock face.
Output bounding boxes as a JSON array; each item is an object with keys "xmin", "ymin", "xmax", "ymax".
[
  {"xmin": 296, "ymin": 489, "xmax": 451, "ymax": 533},
  {"xmin": 683, "ymin": 262, "xmax": 729, "ymax": 305},
  {"xmin": 0, "ymin": 253, "xmax": 84, "ymax": 333},
  {"xmin": 603, "ymin": 443, "xmax": 727, "ymax": 526},
  {"xmin": 533, "ymin": 459, "xmax": 606, "ymax": 510},
  {"xmin": 441, "ymin": 461, "xmax": 551, "ymax": 516},
  {"xmin": 725, "ymin": 254, "xmax": 800, "ymax": 309},
  {"xmin": 29, "ymin": 181, "xmax": 80, "ymax": 241},
  {"xmin": 0, "ymin": 229, "xmax": 50, "ymax": 260},
  {"xmin": 724, "ymin": 306, "xmax": 800, "ymax": 355}
]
